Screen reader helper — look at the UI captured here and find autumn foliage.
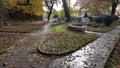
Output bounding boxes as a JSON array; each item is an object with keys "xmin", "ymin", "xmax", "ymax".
[
  {"xmin": 75, "ymin": 0, "xmax": 111, "ymax": 16},
  {"xmin": 4, "ymin": 0, "xmax": 43, "ymax": 20}
]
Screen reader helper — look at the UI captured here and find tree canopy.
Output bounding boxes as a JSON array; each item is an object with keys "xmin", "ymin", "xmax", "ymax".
[
  {"xmin": 75, "ymin": 0, "xmax": 120, "ymax": 15},
  {"xmin": 75, "ymin": 0, "xmax": 111, "ymax": 16},
  {"xmin": 3, "ymin": 0, "xmax": 43, "ymax": 20}
]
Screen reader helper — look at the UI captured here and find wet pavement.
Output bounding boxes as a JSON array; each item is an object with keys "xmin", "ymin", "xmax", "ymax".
[
  {"xmin": 50, "ymin": 26, "xmax": 120, "ymax": 68},
  {"xmin": 0, "ymin": 22, "xmax": 120, "ymax": 68},
  {"xmin": 0, "ymin": 22, "xmax": 53, "ymax": 68}
]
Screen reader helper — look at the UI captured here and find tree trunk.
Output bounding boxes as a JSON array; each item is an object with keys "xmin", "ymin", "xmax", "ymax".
[
  {"xmin": 111, "ymin": 3, "xmax": 117, "ymax": 16},
  {"xmin": 62, "ymin": 0, "xmax": 71, "ymax": 22},
  {"xmin": 26, "ymin": 0, "xmax": 30, "ymax": 4},
  {"xmin": 47, "ymin": 2, "xmax": 54, "ymax": 21}
]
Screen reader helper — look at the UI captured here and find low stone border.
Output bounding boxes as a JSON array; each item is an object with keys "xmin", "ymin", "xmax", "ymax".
[
  {"xmin": 37, "ymin": 34, "xmax": 99, "ymax": 56},
  {"xmin": 52, "ymin": 27, "xmax": 120, "ymax": 68}
]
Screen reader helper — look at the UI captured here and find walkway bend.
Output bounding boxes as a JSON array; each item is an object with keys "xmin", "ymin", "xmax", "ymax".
[
  {"xmin": 0, "ymin": 23, "xmax": 120, "ymax": 68},
  {"xmin": 51, "ymin": 26, "xmax": 120, "ymax": 68}
]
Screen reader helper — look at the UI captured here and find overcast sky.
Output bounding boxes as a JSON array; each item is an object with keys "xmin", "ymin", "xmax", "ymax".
[
  {"xmin": 44, "ymin": 0, "xmax": 77, "ymax": 11},
  {"xmin": 54, "ymin": 0, "xmax": 77, "ymax": 11}
]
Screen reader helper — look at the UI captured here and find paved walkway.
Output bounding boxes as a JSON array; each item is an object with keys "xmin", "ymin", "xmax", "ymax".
[
  {"xmin": 50, "ymin": 26, "xmax": 120, "ymax": 68},
  {"xmin": 0, "ymin": 22, "xmax": 120, "ymax": 68},
  {"xmin": 0, "ymin": 23, "xmax": 53, "ymax": 68}
]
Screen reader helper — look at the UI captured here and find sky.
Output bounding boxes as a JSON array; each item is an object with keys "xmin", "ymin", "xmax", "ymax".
[
  {"xmin": 44, "ymin": 0, "xmax": 77, "ymax": 11},
  {"xmin": 54, "ymin": 0, "xmax": 77, "ymax": 11}
]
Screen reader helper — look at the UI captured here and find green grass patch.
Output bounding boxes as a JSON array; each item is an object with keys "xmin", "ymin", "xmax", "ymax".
[
  {"xmin": 1, "ymin": 21, "xmax": 47, "ymax": 33},
  {"xmin": 50, "ymin": 25, "xmax": 66, "ymax": 33},
  {"xmin": 86, "ymin": 21, "xmax": 120, "ymax": 33},
  {"xmin": 104, "ymin": 60, "xmax": 114, "ymax": 68},
  {"xmin": 0, "ymin": 26, "xmax": 39, "ymax": 33},
  {"xmin": 111, "ymin": 21, "xmax": 120, "ymax": 26},
  {"xmin": 40, "ymin": 25, "xmax": 98, "ymax": 54},
  {"xmin": 104, "ymin": 39, "xmax": 120, "ymax": 68},
  {"xmin": 86, "ymin": 27, "xmax": 112, "ymax": 33}
]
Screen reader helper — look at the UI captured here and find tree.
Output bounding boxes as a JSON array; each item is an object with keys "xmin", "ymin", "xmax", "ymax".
[
  {"xmin": 26, "ymin": 0, "xmax": 30, "ymax": 4},
  {"xmin": 62, "ymin": 0, "xmax": 71, "ymax": 21},
  {"xmin": 58, "ymin": 9, "xmax": 65, "ymax": 18},
  {"xmin": 44, "ymin": 0, "xmax": 59, "ymax": 21},
  {"xmin": 76, "ymin": 0, "xmax": 120, "ymax": 16},
  {"xmin": 4, "ymin": 0, "xmax": 43, "ymax": 20},
  {"xmin": 75, "ymin": 0, "xmax": 111, "ymax": 16},
  {"xmin": 0, "ymin": 0, "xmax": 5, "ymax": 28},
  {"xmin": 66, "ymin": 0, "xmax": 70, "ymax": 9},
  {"xmin": 101, "ymin": 0, "xmax": 120, "ymax": 15}
]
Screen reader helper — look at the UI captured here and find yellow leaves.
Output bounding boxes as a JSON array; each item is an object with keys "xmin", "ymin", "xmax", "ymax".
[
  {"xmin": 4, "ymin": 0, "xmax": 44, "ymax": 16},
  {"xmin": 4, "ymin": 0, "xmax": 17, "ymax": 8}
]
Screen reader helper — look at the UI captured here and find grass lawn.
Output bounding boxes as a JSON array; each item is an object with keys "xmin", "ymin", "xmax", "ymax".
[
  {"xmin": 0, "ymin": 20, "xmax": 47, "ymax": 33},
  {"xmin": 39, "ymin": 25, "xmax": 98, "ymax": 54},
  {"xmin": 85, "ymin": 21, "xmax": 120, "ymax": 33},
  {"xmin": 104, "ymin": 39, "xmax": 120, "ymax": 68},
  {"xmin": 0, "ymin": 32, "xmax": 26, "ymax": 53},
  {"xmin": 85, "ymin": 26, "xmax": 112, "ymax": 33},
  {"xmin": 0, "ymin": 20, "xmax": 47, "ymax": 53},
  {"xmin": 111, "ymin": 21, "xmax": 120, "ymax": 26}
]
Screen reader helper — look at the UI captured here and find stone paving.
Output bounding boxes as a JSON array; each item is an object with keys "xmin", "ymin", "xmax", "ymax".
[
  {"xmin": 0, "ymin": 22, "xmax": 52, "ymax": 68},
  {"xmin": 0, "ymin": 21, "xmax": 120, "ymax": 68},
  {"xmin": 50, "ymin": 26, "xmax": 120, "ymax": 68}
]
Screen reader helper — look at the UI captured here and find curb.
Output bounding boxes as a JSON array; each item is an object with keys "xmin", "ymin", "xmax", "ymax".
[{"xmin": 37, "ymin": 34, "xmax": 99, "ymax": 56}]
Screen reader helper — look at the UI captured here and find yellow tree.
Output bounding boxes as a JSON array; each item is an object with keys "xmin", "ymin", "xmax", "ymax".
[{"xmin": 4, "ymin": 0, "xmax": 44, "ymax": 20}]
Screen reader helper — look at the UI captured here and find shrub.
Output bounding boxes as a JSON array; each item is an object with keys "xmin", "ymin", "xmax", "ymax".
[
  {"xmin": 103, "ymin": 15, "xmax": 118, "ymax": 26},
  {"xmin": 95, "ymin": 15, "xmax": 119, "ymax": 26},
  {"xmin": 111, "ymin": 15, "xmax": 119, "ymax": 22},
  {"xmin": 88, "ymin": 16, "xmax": 95, "ymax": 22},
  {"xmin": 104, "ymin": 15, "xmax": 112, "ymax": 26},
  {"xmin": 95, "ymin": 16, "xmax": 104, "ymax": 23},
  {"xmin": 94, "ymin": 15, "xmax": 119, "ymax": 26}
]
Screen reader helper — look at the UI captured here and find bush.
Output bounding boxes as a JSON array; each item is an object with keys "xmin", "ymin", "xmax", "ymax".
[
  {"xmin": 95, "ymin": 16, "xmax": 104, "ymax": 23},
  {"xmin": 8, "ymin": 10, "xmax": 43, "ymax": 20},
  {"xmin": 88, "ymin": 16, "xmax": 95, "ymax": 22},
  {"xmin": 111, "ymin": 15, "xmax": 119, "ymax": 22},
  {"xmin": 95, "ymin": 15, "xmax": 118, "ymax": 26},
  {"xmin": 103, "ymin": 15, "xmax": 118, "ymax": 26},
  {"xmin": 104, "ymin": 15, "xmax": 112, "ymax": 26}
]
